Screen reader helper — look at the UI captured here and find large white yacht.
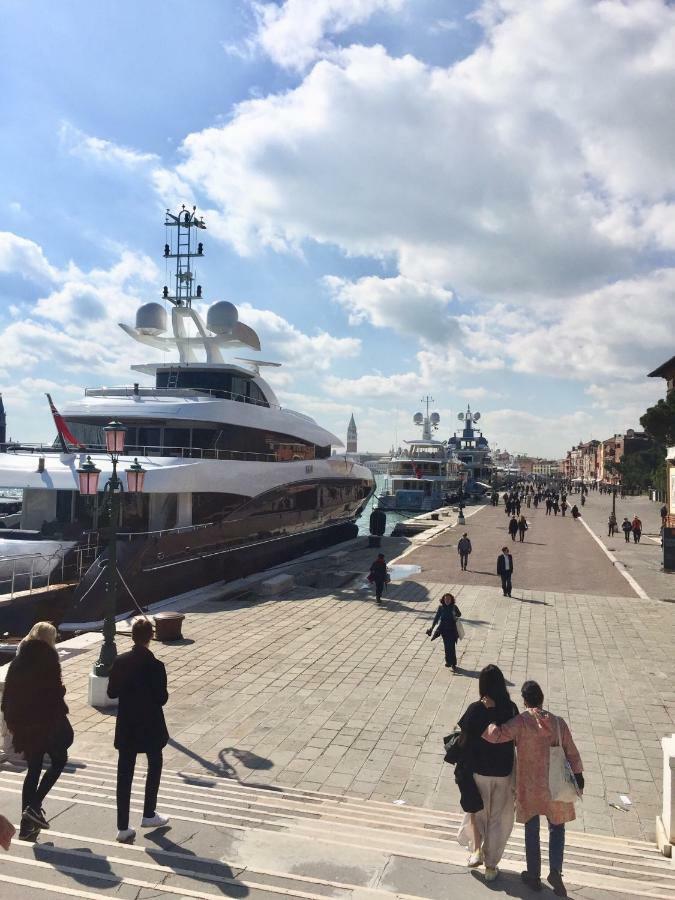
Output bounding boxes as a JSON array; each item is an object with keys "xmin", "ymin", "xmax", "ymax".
[
  {"xmin": 446, "ymin": 406, "xmax": 494, "ymax": 490},
  {"xmin": 0, "ymin": 207, "xmax": 373, "ymax": 634},
  {"xmin": 377, "ymin": 398, "xmax": 464, "ymax": 512}
]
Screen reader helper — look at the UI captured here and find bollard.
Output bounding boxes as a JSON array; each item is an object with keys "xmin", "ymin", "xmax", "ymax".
[
  {"xmin": 153, "ymin": 612, "xmax": 185, "ymax": 642},
  {"xmin": 656, "ymin": 733, "xmax": 675, "ymax": 857}
]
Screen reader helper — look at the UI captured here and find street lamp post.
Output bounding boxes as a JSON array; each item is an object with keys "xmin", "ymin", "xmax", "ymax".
[
  {"xmin": 77, "ymin": 422, "xmax": 145, "ymax": 705},
  {"xmin": 457, "ymin": 481, "xmax": 466, "ymax": 525}
]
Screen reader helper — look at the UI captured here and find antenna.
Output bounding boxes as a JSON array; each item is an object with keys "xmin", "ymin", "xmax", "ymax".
[{"xmin": 162, "ymin": 205, "xmax": 206, "ymax": 308}]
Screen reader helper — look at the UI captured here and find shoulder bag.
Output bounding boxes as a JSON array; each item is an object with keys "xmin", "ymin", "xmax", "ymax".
[
  {"xmin": 548, "ymin": 716, "xmax": 580, "ymax": 803},
  {"xmin": 443, "ymin": 730, "xmax": 466, "ymax": 765}
]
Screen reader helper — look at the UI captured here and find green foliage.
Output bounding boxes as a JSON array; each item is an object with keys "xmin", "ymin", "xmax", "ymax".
[
  {"xmin": 640, "ymin": 393, "xmax": 675, "ymax": 448},
  {"xmin": 616, "ymin": 446, "xmax": 663, "ymax": 490}
]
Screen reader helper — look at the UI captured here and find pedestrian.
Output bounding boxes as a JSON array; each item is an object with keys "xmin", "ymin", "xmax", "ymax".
[
  {"xmin": 545, "ymin": 499, "xmax": 552, "ymax": 516},
  {"xmin": 661, "ymin": 503, "xmax": 668, "ymax": 526},
  {"xmin": 631, "ymin": 515, "xmax": 642, "ymax": 543},
  {"xmin": 553, "ymin": 500, "xmax": 559, "ymax": 516},
  {"xmin": 571, "ymin": 504, "xmax": 580, "ymax": 519},
  {"xmin": 368, "ymin": 553, "xmax": 389, "ymax": 603},
  {"xmin": 483, "ymin": 680, "xmax": 584, "ymax": 898},
  {"xmin": 608, "ymin": 512, "xmax": 617, "ymax": 536},
  {"xmin": 621, "ymin": 517, "xmax": 632, "ymax": 543},
  {"xmin": 561, "ymin": 500, "xmax": 567, "ymax": 517},
  {"xmin": 107, "ymin": 618, "xmax": 170, "ymax": 844},
  {"xmin": 456, "ymin": 665, "xmax": 519, "ymax": 883},
  {"xmin": 526, "ymin": 494, "xmax": 531, "ymax": 509},
  {"xmin": 515, "ymin": 498, "xmax": 521, "ymax": 516},
  {"xmin": 508, "ymin": 516, "xmax": 518, "ymax": 542},
  {"xmin": 426, "ymin": 592, "xmax": 462, "ymax": 671},
  {"xmin": 517, "ymin": 515, "xmax": 528, "ymax": 543},
  {"xmin": 457, "ymin": 533, "xmax": 472, "ymax": 571},
  {"xmin": 0, "ymin": 623, "xmax": 73, "ymax": 842},
  {"xmin": 497, "ymin": 546, "xmax": 514, "ymax": 597},
  {"xmin": 0, "ymin": 814, "xmax": 15, "ymax": 850}
]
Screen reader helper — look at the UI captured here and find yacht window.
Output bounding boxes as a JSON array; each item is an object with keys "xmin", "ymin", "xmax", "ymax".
[
  {"xmin": 163, "ymin": 428, "xmax": 190, "ymax": 453},
  {"xmin": 192, "ymin": 492, "xmax": 247, "ymax": 524},
  {"xmin": 138, "ymin": 427, "xmax": 161, "ymax": 452},
  {"xmin": 231, "ymin": 377, "xmax": 248, "ymax": 401},
  {"xmin": 191, "ymin": 429, "xmax": 217, "ymax": 452},
  {"xmin": 248, "ymin": 382, "xmax": 267, "ymax": 405}
]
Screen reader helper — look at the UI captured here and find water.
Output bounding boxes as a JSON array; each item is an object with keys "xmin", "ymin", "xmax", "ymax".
[{"xmin": 357, "ymin": 473, "xmax": 410, "ymax": 536}]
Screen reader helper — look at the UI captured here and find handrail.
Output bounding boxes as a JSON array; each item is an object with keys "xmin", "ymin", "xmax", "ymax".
[
  {"xmin": 0, "ymin": 443, "xmax": 318, "ymax": 463},
  {"xmin": 84, "ymin": 385, "xmax": 275, "ymax": 409},
  {"xmin": 116, "ymin": 522, "xmax": 215, "ymax": 540}
]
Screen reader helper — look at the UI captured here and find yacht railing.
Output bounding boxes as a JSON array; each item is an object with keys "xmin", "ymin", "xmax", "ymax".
[
  {"xmin": 0, "ymin": 443, "xmax": 318, "ymax": 463},
  {"xmin": 83, "ymin": 385, "xmax": 276, "ymax": 409},
  {"xmin": 0, "ymin": 541, "xmax": 100, "ymax": 600},
  {"xmin": 116, "ymin": 522, "xmax": 216, "ymax": 541}
]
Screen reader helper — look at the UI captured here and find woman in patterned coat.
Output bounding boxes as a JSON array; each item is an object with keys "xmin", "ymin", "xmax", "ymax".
[{"xmin": 482, "ymin": 680, "xmax": 583, "ymax": 898}]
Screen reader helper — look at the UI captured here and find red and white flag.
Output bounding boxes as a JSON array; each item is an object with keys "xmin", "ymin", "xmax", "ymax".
[{"xmin": 46, "ymin": 394, "xmax": 85, "ymax": 452}]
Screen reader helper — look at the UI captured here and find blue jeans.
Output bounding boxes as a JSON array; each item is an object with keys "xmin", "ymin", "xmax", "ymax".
[{"xmin": 524, "ymin": 815, "xmax": 565, "ymax": 876}]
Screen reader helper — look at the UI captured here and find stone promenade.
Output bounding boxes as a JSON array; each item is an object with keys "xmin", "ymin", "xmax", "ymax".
[{"xmin": 36, "ymin": 499, "xmax": 674, "ymax": 848}]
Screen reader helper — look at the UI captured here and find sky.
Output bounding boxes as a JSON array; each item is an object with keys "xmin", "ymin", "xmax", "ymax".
[{"xmin": 1, "ymin": 0, "xmax": 673, "ymax": 457}]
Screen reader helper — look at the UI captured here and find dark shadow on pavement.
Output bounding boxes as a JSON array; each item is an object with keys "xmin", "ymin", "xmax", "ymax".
[
  {"xmin": 168, "ymin": 737, "xmax": 282, "ymax": 792},
  {"xmin": 145, "ymin": 829, "xmax": 250, "ymax": 897},
  {"xmin": 33, "ymin": 843, "xmax": 116, "ymax": 889},
  {"xmin": 510, "ymin": 595, "xmax": 550, "ymax": 606}
]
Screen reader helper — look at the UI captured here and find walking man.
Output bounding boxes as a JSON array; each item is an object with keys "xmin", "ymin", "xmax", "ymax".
[
  {"xmin": 457, "ymin": 533, "xmax": 472, "ymax": 571},
  {"xmin": 108, "ymin": 618, "xmax": 170, "ymax": 843},
  {"xmin": 621, "ymin": 517, "xmax": 632, "ymax": 543},
  {"xmin": 497, "ymin": 546, "xmax": 514, "ymax": 597},
  {"xmin": 508, "ymin": 515, "xmax": 519, "ymax": 542},
  {"xmin": 631, "ymin": 515, "xmax": 642, "ymax": 543}
]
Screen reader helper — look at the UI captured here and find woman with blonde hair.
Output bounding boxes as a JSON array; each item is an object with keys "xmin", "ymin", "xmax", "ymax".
[
  {"xmin": 2, "ymin": 624, "xmax": 72, "ymax": 841},
  {"xmin": 18, "ymin": 621, "xmax": 57, "ymax": 651}
]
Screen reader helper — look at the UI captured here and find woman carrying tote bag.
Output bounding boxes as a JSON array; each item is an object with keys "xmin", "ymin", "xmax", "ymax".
[{"xmin": 482, "ymin": 680, "xmax": 583, "ymax": 898}]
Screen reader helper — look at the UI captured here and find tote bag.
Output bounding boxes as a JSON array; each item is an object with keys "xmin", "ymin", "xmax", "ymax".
[
  {"xmin": 548, "ymin": 717, "xmax": 580, "ymax": 803},
  {"xmin": 456, "ymin": 620, "xmax": 465, "ymax": 640}
]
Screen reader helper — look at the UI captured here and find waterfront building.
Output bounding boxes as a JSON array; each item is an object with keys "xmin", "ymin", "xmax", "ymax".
[{"xmin": 648, "ymin": 355, "xmax": 675, "ymax": 395}]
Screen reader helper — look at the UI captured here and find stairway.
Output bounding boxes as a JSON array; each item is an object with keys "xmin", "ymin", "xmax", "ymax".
[{"xmin": 0, "ymin": 756, "xmax": 672, "ymax": 899}]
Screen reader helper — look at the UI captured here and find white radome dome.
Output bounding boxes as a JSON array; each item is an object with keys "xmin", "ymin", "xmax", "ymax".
[
  {"xmin": 136, "ymin": 303, "xmax": 167, "ymax": 335},
  {"xmin": 207, "ymin": 301, "xmax": 238, "ymax": 334}
]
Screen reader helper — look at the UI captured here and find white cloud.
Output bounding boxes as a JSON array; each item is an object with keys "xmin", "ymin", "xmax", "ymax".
[
  {"xmin": 173, "ymin": 0, "xmax": 675, "ymax": 305},
  {"xmin": 245, "ymin": 0, "xmax": 405, "ymax": 70},
  {"xmin": 0, "ymin": 232, "xmax": 60, "ymax": 283},
  {"xmin": 324, "ymin": 274, "xmax": 456, "ymax": 343},
  {"xmin": 59, "ymin": 122, "xmax": 159, "ymax": 168}
]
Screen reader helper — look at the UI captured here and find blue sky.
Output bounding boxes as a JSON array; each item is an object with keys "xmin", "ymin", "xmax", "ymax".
[{"xmin": 1, "ymin": 0, "xmax": 673, "ymax": 455}]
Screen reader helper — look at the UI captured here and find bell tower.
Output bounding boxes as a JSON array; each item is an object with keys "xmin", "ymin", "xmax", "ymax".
[{"xmin": 347, "ymin": 413, "xmax": 357, "ymax": 454}]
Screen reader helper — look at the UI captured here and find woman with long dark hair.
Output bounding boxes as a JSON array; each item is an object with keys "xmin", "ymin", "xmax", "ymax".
[
  {"xmin": 455, "ymin": 664, "xmax": 518, "ymax": 884},
  {"xmin": 426, "ymin": 593, "xmax": 462, "ymax": 671},
  {"xmin": 1, "ymin": 634, "xmax": 73, "ymax": 841}
]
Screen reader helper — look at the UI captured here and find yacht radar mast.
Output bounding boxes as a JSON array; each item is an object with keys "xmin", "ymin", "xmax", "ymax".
[
  {"xmin": 413, "ymin": 396, "xmax": 439, "ymax": 441},
  {"xmin": 119, "ymin": 206, "xmax": 263, "ymax": 365}
]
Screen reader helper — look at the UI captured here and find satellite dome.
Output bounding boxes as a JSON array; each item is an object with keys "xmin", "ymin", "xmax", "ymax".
[
  {"xmin": 136, "ymin": 303, "xmax": 167, "ymax": 335},
  {"xmin": 413, "ymin": 412, "xmax": 424, "ymax": 425},
  {"xmin": 458, "ymin": 412, "xmax": 465, "ymax": 421},
  {"xmin": 207, "ymin": 301, "xmax": 239, "ymax": 334},
  {"xmin": 473, "ymin": 411, "xmax": 481, "ymax": 422},
  {"xmin": 430, "ymin": 412, "xmax": 440, "ymax": 424}
]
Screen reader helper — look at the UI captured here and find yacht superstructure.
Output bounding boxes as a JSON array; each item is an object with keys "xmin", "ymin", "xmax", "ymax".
[
  {"xmin": 0, "ymin": 207, "xmax": 373, "ymax": 633},
  {"xmin": 377, "ymin": 398, "xmax": 464, "ymax": 512},
  {"xmin": 446, "ymin": 406, "xmax": 494, "ymax": 490}
]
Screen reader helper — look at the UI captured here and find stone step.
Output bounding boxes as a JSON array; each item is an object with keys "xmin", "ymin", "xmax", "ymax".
[{"xmin": 0, "ymin": 757, "xmax": 672, "ymax": 899}]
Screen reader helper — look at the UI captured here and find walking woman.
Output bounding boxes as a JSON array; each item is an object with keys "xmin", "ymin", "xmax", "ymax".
[
  {"xmin": 426, "ymin": 593, "xmax": 462, "ymax": 671},
  {"xmin": 1, "ymin": 622, "xmax": 73, "ymax": 841},
  {"xmin": 483, "ymin": 680, "xmax": 584, "ymax": 897},
  {"xmin": 456, "ymin": 665, "xmax": 518, "ymax": 884}
]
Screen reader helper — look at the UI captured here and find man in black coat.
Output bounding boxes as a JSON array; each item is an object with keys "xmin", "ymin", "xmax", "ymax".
[
  {"xmin": 497, "ymin": 546, "xmax": 514, "ymax": 597},
  {"xmin": 108, "ymin": 618, "xmax": 169, "ymax": 843}
]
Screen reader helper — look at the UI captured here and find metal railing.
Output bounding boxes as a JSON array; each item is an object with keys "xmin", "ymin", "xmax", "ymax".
[
  {"xmin": 0, "ymin": 443, "xmax": 321, "ymax": 464},
  {"xmin": 0, "ymin": 540, "xmax": 100, "ymax": 600},
  {"xmin": 84, "ymin": 385, "xmax": 276, "ymax": 409}
]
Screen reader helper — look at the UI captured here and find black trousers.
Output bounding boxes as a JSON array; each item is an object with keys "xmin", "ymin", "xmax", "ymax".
[
  {"xmin": 441, "ymin": 633, "xmax": 457, "ymax": 667},
  {"xmin": 459, "ymin": 552, "xmax": 469, "ymax": 570},
  {"xmin": 23, "ymin": 748, "xmax": 68, "ymax": 814},
  {"xmin": 500, "ymin": 572, "xmax": 512, "ymax": 596},
  {"xmin": 373, "ymin": 579, "xmax": 385, "ymax": 601},
  {"xmin": 116, "ymin": 748, "xmax": 163, "ymax": 830}
]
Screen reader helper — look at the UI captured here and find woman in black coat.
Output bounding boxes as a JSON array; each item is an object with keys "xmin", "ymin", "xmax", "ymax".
[
  {"xmin": 1, "ymin": 638, "xmax": 73, "ymax": 840},
  {"xmin": 368, "ymin": 553, "xmax": 388, "ymax": 604},
  {"xmin": 426, "ymin": 592, "xmax": 462, "ymax": 671},
  {"xmin": 107, "ymin": 618, "xmax": 169, "ymax": 843}
]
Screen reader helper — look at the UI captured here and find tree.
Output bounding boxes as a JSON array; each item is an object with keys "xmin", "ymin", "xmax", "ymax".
[{"xmin": 640, "ymin": 393, "xmax": 675, "ymax": 448}]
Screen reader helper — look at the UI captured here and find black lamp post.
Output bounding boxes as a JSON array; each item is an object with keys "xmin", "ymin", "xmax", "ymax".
[{"xmin": 77, "ymin": 422, "xmax": 145, "ymax": 679}]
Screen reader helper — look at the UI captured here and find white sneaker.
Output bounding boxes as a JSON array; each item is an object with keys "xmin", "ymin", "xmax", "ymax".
[
  {"xmin": 468, "ymin": 848, "xmax": 483, "ymax": 867},
  {"xmin": 485, "ymin": 867, "xmax": 499, "ymax": 882},
  {"xmin": 116, "ymin": 828, "xmax": 136, "ymax": 843},
  {"xmin": 141, "ymin": 813, "xmax": 169, "ymax": 828}
]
